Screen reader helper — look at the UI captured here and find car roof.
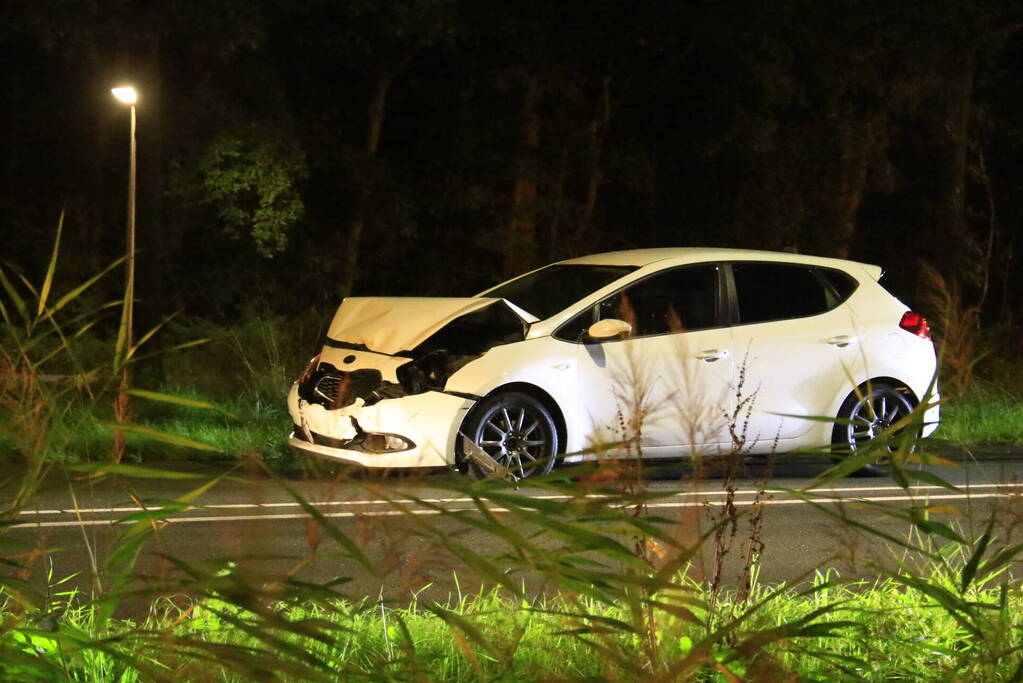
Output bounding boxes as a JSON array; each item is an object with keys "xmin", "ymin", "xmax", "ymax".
[{"xmin": 558, "ymin": 247, "xmax": 880, "ymax": 275}]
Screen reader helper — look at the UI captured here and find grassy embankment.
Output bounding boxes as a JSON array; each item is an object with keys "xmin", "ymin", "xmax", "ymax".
[{"xmin": 3, "ymin": 236, "xmax": 1022, "ymax": 680}]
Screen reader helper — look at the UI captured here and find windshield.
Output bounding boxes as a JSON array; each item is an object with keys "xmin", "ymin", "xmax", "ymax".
[{"xmin": 483, "ymin": 264, "xmax": 637, "ymax": 320}]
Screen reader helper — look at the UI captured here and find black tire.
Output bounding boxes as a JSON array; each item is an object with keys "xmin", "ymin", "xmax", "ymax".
[
  {"xmin": 460, "ymin": 392, "xmax": 559, "ymax": 480},
  {"xmin": 832, "ymin": 382, "xmax": 916, "ymax": 460}
]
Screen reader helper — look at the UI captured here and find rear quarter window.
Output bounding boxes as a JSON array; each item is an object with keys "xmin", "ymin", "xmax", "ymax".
[{"xmin": 816, "ymin": 267, "xmax": 859, "ymax": 303}]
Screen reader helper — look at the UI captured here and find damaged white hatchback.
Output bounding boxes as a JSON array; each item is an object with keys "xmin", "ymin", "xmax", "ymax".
[{"xmin": 288, "ymin": 248, "xmax": 940, "ymax": 478}]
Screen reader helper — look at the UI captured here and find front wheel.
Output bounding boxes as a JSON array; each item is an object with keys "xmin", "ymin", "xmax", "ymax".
[
  {"xmin": 460, "ymin": 392, "xmax": 559, "ymax": 480},
  {"xmin": 832, "ymin": 382, "xmax": 915, "ymax": 458}
]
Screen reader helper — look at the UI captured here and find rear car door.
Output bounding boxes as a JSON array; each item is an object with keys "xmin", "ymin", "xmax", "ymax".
[
  {"xmin": 565, "ymin": 263, "xmax": 735, "ymax": 457},
  {"xmin": 725, "ymin": 262, "xmax": 859, "ymax": 448}
]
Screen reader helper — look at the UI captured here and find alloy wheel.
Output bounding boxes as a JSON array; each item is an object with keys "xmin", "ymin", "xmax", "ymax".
[
  {"xmin": 842, "ymin": 385, "xmax": 915, "ymax": 454},
  {"xmin": 467, "ymin": 394, "xmax": 557, "ymax": 480}
]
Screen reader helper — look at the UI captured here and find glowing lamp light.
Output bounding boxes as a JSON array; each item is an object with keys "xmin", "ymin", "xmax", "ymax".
[{"xmin": 111, "ymin": 86, "xmax": 138, "ymax": 104}]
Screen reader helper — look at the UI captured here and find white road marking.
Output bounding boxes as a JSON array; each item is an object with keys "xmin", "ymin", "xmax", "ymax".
[
  {"xmin": 13, "ymin": 482, "xmax": 1019, "ymax": 517},
  {"xmin": 9, "ymin": 489, "xmax": 1018, "ymax": 529}
]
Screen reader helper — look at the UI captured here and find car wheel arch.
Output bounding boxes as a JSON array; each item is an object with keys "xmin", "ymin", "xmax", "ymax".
[
  {"xmin": 840, "ymin": 376, "xmax": 919, "ymax": 408},
  {"xmin": 459, "ymin": 382, "xmax": 568, "ymax": 455}
]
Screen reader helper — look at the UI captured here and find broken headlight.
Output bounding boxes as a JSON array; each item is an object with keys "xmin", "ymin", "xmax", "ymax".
[
  {"xmin": 297, "ymin": 354, "xmax": 321, "ymax": 384},
  {"xmin": 291, "ymin": 422, "xmax": 415, "ymax": 453}
]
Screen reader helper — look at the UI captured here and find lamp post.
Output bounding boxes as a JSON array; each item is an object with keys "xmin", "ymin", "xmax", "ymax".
[
  {"xmin": 111, "ymin": 85, "xmax": 137, "ymax": 460},
  {"xmin": 111, "ymin": 86, "xmax": 138, "ymax": 364}
]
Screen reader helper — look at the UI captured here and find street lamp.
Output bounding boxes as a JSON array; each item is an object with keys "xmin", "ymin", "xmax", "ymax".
[
  {"xmin": 111, "ymin": 85, "xmax": 137, "ymax": 367},
  {"xmin": 111, "ymin": 85, "xmax": 137, "ymax": 460}
]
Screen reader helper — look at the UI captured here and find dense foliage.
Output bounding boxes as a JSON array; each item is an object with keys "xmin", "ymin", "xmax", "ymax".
[{"xmin": 2, "ymin": 1, "xmax": 1022, "ymax": 332}]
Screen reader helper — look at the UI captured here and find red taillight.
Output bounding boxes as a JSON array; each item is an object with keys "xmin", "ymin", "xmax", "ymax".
[
  {"xmin": 899, "ymin": 311, "xmax": 931, "ymax": 340},
  {"xmin": 298, "ymin": 354, "xmax": 321, "ymax": 383}
]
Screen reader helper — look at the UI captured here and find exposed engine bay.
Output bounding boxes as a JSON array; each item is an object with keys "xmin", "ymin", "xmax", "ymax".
[{"xmin": 296, "ymin": 297, "xmax": 530, "ymax": 411}]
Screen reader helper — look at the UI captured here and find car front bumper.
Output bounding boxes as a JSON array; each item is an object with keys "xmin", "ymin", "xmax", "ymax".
[{"xmin": 286, "ymin": 383, "xmax": 474, "ymax": 468}]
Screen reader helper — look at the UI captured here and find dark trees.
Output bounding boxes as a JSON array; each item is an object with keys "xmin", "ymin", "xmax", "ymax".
[{"xmin": 3, "ymin": 0, "xmax": 1023, "ymax": 327}]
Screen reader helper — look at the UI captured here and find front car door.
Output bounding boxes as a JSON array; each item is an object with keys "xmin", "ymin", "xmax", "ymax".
[{"xmin": 563, "ymin": 263, "xmax": 736, "ymax": 458}]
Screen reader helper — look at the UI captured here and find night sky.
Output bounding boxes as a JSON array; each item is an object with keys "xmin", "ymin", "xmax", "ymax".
[{"xmin": 2, "ymin": 1, "xmax": 1022, "ymax": 335}]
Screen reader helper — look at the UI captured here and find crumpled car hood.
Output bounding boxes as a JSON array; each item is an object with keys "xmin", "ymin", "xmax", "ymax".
[{"xmin": 327, "ymin": 297, "xmax": 522, "ymax": 356}]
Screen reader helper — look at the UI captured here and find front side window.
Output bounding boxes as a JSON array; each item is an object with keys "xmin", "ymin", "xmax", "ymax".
[
  {"xmin": 731, "ymin": 263, "xmax": 832, "ymax": 324},
  {"xmin": 558, "ymin": 264, "xmax": 720, "ymax": 340}
]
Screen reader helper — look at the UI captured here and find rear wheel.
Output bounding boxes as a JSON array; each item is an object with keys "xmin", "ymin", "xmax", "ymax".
[
  {"xmin": 833, "ymin": 382, "xmax": 915, "ymax": 459},
  {"xmin": 460, "ymin": 392, "xmax": 559, "ymax": 480}
]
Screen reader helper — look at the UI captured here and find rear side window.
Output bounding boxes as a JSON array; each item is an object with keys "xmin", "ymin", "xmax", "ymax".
[{"xmin": 731, "ymin": 263, "xmax": 831, "ymax": 324}]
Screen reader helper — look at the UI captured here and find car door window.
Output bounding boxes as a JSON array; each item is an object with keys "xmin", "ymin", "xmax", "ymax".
[
  {"xmin": 731, "ymin": 263, "xmax": 832, "ymax": 324},
  {"xmin": 597, "ymin": 265, "xmax": 720, "ymax": 337}
]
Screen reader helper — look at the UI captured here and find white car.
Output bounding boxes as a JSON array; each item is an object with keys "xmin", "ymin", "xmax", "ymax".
[{"xmin": 287, "ymin": 248, "xmax": 939, "ymax": 477}]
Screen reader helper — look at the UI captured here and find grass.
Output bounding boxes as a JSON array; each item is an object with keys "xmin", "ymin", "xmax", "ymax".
[
  {"xmin": 4, "ymin": 368, "xmax": 1023, "ymax": 467},
  {"xmin": 3, "ymin": 431, "xmax": 1021, "ymax": 682},
  {"xmin": 127, "ymin": 386, "xmax": 294, "ymax": 464},
  {"xmin": 0, "ymin": 386, "xmax": 294, "ymax": 465},
  {"xmin": 3, "ymin": 567, "xmax": 1021, "ymax": 681},
  {"xmin": 936, "ymin": 388, "xmax": 1023, "ymax": 447},
  {"xmin": 3, "ymin": 228, "xmax": 1023, "ymax": 680}
]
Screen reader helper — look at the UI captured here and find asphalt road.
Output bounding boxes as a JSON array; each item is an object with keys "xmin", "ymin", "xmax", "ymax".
[{"xmin": 3, "ymin": 450, "xmax": 1022, "ymax": 611}]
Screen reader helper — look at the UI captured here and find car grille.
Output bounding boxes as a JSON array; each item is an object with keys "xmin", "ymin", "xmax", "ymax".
[
  {"xmin": 313, "ymin": 373, "xmax": 344, "ymax": 403},
  {"xmin": 298, "ymin": 363, "xmax": 389, "ymax": 409}
]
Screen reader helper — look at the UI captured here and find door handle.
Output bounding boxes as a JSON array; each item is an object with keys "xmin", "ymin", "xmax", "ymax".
[
  {"xmin": 825, "ymin": 335, "xmax": 856, "ymax": 348},
  {"xmin": 695, "ymin": 349, "xmax": 729, "ymax": 362}
]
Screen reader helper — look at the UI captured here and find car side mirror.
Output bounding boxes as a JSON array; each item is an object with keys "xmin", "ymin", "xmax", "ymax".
[{"xmin": 586, "ymin": 318, "xmax": 632, "ymax": 341}]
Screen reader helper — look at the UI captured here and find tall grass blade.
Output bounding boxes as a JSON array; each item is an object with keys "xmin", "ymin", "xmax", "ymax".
[
  {"xmin": 0, "ymin": 575, "xmax": 46, "ymax": 610},
  {"xmin": 92, "ymin": 472, "xmax": 231, "ymax": 627},
  {"xmin": 887, "ymin": 572, "xmax": 983, "ymax": 639},
  {"xmin": 961, "ymin": 514, "xmax": 995, "ymax": 593},
  {"xmin": 898, "ymin": 468, "xmax": 962, "ymax": 491},
  {"xmin": 35, "ymin": 210, "xmax": 63, "ymax": 319},
  {"xmin": 424, "ymin": 602, "xmax": 505, "ymax": 661},
  {"xmin": 978, "ymin": 543, "xmax": 1023, "ymax": 585},
  {"xmin": 129, "ymin": 337, "xmax": 212, "ymax": 364},
  {"xmin": 65, "ymin": 463, "xmax": 208, "ymax": 479},
  {"xmin": 113, "ymin": 294, "xmax": 129, "ymax": 370},
  {"xmin": 127, "ymin": 313, "xmax": 177, "ymax": 360},
  {"xmin": 777, "ymin": 491, "xmax": 940, "ymax": 558},
  {"xmin": 127, "ymin": 388, "xmax": 228, "ymax": 413},
  {"xmin": 97, "ymin": 422, "xmax": 223, "ymax": 452},
  {"xmin": 51, "ymin": 255, "xmax": 127, "ymax": 315},
  {"xmin": 271, "ymin": 474, "xmax": 380, "ymax": 576},
  {"xmin": 0, "ymin": 263, "xmax": 29, "ymax": 328}
]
